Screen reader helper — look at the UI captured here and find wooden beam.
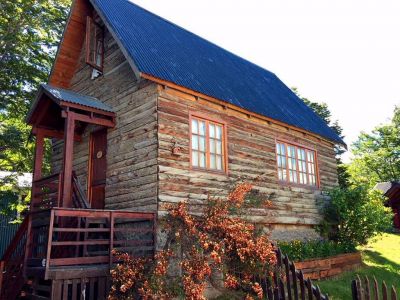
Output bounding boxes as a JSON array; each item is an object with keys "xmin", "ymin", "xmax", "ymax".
[
  {"xmin": 32, "ymin": 127, "xmax": 82, "ymax": 142},
  {"xmin": 32, "ymin": 128, "xmax": 45, "ymax": 181},
  {"xmin": 61, "ymin": 110, "xmax": 114, "ymax": 128},
  {"xmin": 60, "ymin": 101, "xmax": 115, "ymax": 117},
  {"xmin": 61, "ymin": 112, "xmax": 75, "ymax": 208}
]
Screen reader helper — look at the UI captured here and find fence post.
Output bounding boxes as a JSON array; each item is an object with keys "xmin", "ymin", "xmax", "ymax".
[
  {"xmin": 382, "ymin": 281, "xmax": 388, "ymax": 300},
  {"xmin": 352, "ymin": 279, "xmax": 359, "ymax": 300},
  {"xmin": 364, "ymin": 276, "xmax": 371, "ymax": 300},
  {"xmin": 391, "ymin": 285, "xmax": 397, "ymax": 300},
  {"xmin": 373, "ymin": 277, "xmax": 380, "ymax": 300}
]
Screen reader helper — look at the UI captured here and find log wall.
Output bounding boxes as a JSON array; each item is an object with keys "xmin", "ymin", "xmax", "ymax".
[
  {"xmin": 51, "ymin": 22, "xmax": 158, "ymax": 212},
  {"xmin": 156, "ymin": 86, "xmax": 338, "ymax": 240}
]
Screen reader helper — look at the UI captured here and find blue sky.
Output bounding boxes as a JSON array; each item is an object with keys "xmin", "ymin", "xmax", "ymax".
[{"xmin": 132, "ymin": 0, "xmax": 400, "ymax": 161}]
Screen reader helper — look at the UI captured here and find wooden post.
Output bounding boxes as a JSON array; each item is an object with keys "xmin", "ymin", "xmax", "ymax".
[
  {"xmin": 62, "ymin": 112, "xmax": 75, "ymax": 208},
  {"xmin": 31, "ymin": 128, "xmax": 45, "ymax": 210},
  {"xmin": 109, "ymin": 211, "xmax": 114, "ymax": 268},
  {"xmin": 33, "ymin": 128, "xmax": 45, "ymax": 181}
]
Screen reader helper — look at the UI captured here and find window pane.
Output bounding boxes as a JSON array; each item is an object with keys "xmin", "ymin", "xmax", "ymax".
[
  {"xmin": 199, "ymin": 137, "xmax": 206, "ymax": 151},
  {"xmin": 210, "ymin": 139, "xmax": 215, "ymax": 154},
  {"xmin": 289, "ymin": 170, "xmax": 298, "ymax": 183},
  {"xmin": 199, "ymin": 121, "xmax": 206, "ymax": 136},
  {"xmin": 192, "ymin": 119, "xmax": 198, "ymax": 134},
  {"xmin": 216, "ymin": 156, "xmax": 222, "ymax": 170},
  {"xmin": 216, "ymin": 125, "xmax": 222, "ymax": 139},
  {"xmin": 276, "ymin": 144, "xmax": 281, "ymax": 155},
  {"xmin": 199, "ymin": 153, "xmax": 206, "ymax": 168},
  {"xmin": 210, "ymin": 154, "xmax": 216, "ymax": 169},
  {"xmin": 192, "ymin": 151, "xmax": 199, "ymax": 167},
  {"xmin": 281, "ymin": 144, "xmax": 286, "ymax": 155},
  {"xmin": 216, "ymin": 141, "xmax": 222, "ymax": 155},
  {"xmin": 191, "ymin": 135, "xmax": 198, "ymax": 150},
  {"xmin": 307, "ymin": 151, "xmax": 314, "ymax": 162},
  {"xmin": 280, "ymin": 156, "xmax": 286, "ymax": 168},
  {"xmin": 209, "ymin": 124, "xmax": 215, "ymax": 138},
  {"xmin": 288, "ymin": 146, "xmax": 295, "ymax": 158}
]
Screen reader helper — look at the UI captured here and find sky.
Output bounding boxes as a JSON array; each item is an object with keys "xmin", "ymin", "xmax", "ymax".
[{"xmin": 132, "ymin": 0, "xmax": 400, "ymax": 162}]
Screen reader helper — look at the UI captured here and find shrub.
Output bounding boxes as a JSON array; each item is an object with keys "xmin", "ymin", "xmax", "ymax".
[
  {"xmin": 109, "ymin": 183, "xmax": 277, "ymax": 300},
  {"xmin": 278, "ymin": 239, "xmax": 355, "ymax": 262},
  {"xmin": 319, "ymin": 186, "xmax": 392, "ymax": 248}
]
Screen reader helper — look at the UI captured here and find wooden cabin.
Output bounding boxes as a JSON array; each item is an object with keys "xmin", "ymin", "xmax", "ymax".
[
  {"xmin": 375, "ymin": 181, "xmax": 400, "ymax": 230},
  {"xmin": 0, "ymin": 0, "xmax": 345, "ymax": 298}
]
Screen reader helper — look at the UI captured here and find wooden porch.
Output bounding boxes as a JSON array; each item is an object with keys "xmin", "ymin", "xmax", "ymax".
[
  {"xmin": 0, "ymin": 208, "xmax": 155, "ymax": 299},
  {"xmin": 0, "ymin": 85, "xmax": 156, "ymax": 299}
]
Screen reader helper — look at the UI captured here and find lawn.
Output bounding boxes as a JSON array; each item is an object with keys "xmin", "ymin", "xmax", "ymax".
[{"xmin": 317, "ymin": 233, "xmax": 400, "ymax": 300}]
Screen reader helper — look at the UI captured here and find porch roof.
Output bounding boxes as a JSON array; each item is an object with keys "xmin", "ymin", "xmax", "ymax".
[{"xmin": 27, "ymin": 84, "xmax": 113, "ymax": 124}]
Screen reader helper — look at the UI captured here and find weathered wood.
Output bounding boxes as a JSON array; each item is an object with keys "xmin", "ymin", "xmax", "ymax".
[{"xmin": 351, "ymin": 276, "xmax": 398, "ymax": 300}]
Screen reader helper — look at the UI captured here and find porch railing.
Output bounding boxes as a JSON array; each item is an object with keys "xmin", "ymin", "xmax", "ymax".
[
  {"xmin": 31, "ymin": 173, "xmax": 63, "ymax": 211},
  {"xmin": 31, "ymin": 171, "xmax": 90, "ymax": 211},
  {"xmin": 44, "ymin": 208, "xmax": 155, "ymax": 275}
]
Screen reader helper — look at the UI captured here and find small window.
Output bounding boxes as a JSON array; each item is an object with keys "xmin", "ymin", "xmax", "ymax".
[
  {"xmin": 190, "ymin": 115, "xmax": 226, "ymax": 172},
  {"xmin": 86, "ymin": 16, "xmax": 104, "ymax": 72},
  {"xmin": 276, "ymin": 141, "xmax": 318, "ymax": 186}
]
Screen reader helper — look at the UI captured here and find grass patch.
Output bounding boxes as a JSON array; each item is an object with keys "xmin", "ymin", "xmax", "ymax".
[{"xmin": 317, "ymin": 233, "xmax": 400, "ymax": 300}]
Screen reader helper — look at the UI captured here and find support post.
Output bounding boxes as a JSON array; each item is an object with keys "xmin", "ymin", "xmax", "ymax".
[
  {"xmin": 33, "ymin": 128, "xmax": 45, "ymax": 181},
  {"xmin": 31, "ymin": 128, "xmax": 45, "ymax": 210},
  {"xmin": 61, "ymin": 112, "xmax": 75, "ymax": 208}
]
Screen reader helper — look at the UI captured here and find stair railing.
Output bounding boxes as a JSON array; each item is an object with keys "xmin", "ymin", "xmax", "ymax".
[{"xmin": 0, "ymin": 216, "xmax": 29, "ymax": 299}]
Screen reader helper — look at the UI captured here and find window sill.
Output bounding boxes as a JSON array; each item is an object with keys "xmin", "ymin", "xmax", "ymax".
[
  {"xmin": 190, "ymin": 166, "xmax": 228, "ymax": 176},
  {"xmin": 278, "ymin": 180, "xmax": 320, "ymax": 191}
]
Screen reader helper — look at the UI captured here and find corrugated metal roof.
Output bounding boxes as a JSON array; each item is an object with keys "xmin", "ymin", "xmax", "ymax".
[
  {"xmin": 91, "ymin": 0, "xmax": 344, "ymax": 145},
  {"xmin": 42, "ymin": 84, "xmax": 114, "ymax": 112}
]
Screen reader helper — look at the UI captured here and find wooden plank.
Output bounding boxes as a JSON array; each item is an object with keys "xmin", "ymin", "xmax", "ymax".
[
  {"xmin": 72, "ymin": 278, "xmax": 78, "ymax": 300},
  {"xmin": 373, "ymin": 277, "xmax": 380, "ymax": 300},
  {"xmin": 49, "ymin": 256, "xmax": 109, "ymax": 266},
  {"xmin": 62, "ymin": 279, "xmax": 69, "ymax": 299},
  {"xmin": 51, "ymin": 280, "xmax": 62, "ymax": 299}
]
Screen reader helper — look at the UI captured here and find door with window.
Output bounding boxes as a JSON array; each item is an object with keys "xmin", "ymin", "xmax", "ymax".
[{"xmin": 88, "ymin": 129, "xmax": 107, "ymax": 209}]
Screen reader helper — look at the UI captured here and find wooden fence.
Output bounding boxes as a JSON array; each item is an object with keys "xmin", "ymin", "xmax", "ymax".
[
  {"xmin": 352, "ymin": 275, "xmax": 398, "ymax": 300},
  {"xmin": 252, "ymin": 248, "xmax": 329, "ymax": 300}
]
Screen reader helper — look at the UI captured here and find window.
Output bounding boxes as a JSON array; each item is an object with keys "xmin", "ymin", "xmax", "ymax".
[
  {"xmin": 276, "ymin": 141, "xmax": 318, "ymax": 186},
  {"xmin": 86, "ymin": 16, "xmax": 104, "ymax": 72},
  {"xmin": 190, "ymin": 115, "xmax": 226, "ymax": 172}
]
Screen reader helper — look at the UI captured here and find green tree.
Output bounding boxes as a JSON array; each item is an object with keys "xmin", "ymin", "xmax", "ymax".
[
  {"xmin": 292, "ymin": 88, "xmax": 349, "ymax": 188},
  {"xmin": 348, "ymin": 106, "xmax": 400, "ymax": 188},
  {"xmin": 0, "ymin": 0, "xmax": 71, "ymax": 216}
]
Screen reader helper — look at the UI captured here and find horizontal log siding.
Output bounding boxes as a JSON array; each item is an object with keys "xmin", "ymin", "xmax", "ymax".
[
  {"xmin": 157, "ymin": 86, "xmax": 338, "ymax": 238},
  {"xmin": 51, "ymin": 24, "xmax": 158, "ymax": 212}
]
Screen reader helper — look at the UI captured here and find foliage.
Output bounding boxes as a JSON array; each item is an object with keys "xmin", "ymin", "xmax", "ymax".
[
  {"xmin": 278, "ymin": 239, "xmax": 355, "ymax": 262},
  {"xmin": 318, "ymin": 233, "xmax": 400, "ymax": 300},
  {"xmin": 292, "ymin": 87, "xmax": 349, "ymax": 188},
  {"xmin": 109, "ymin": 183, "xmax": 277, "ymax": 300},
  {"xmin": 0, "ymin": 173, "xmax": 30, "ymax": 221},
  {"xmin": 0, "ymin": 0, "xmax": 70, "ymax": 215},
  {"xmin": 348, "ymin": 106, "xmax": 400, "ymax": 188},
  {"xmin": 319, "ymin": 187, "xmax": 392, "ymax": 248}
]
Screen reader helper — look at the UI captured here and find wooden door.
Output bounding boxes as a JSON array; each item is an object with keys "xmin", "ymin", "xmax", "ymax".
[{"xmin": 88, "ymin": 129, "xmax": 107, "ymax": 209}]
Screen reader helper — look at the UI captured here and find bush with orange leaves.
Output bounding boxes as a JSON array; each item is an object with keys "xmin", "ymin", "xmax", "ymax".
[{"xmin": 109, "ymin": 183, "xmax": 277, "ymax": 300}]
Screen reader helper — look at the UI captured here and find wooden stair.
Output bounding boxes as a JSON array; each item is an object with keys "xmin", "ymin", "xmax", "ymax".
[{"xmin": 0, "ymin": 173, "xmax": 155, "ymax": 300}]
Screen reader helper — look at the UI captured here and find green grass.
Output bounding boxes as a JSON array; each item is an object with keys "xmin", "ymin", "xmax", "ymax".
[{"xmin": 317, "ymin": 233, "xmax": 400, "ymax": 300}]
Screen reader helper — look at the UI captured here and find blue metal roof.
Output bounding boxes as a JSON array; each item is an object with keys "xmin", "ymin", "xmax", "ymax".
[
  {"xmin": 92, "ymin": 0, "xmax": 344, "ymax": 144},
  {"xmin": 41, "ymin": 84, "xmax": 114, "ymax": 112}
]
